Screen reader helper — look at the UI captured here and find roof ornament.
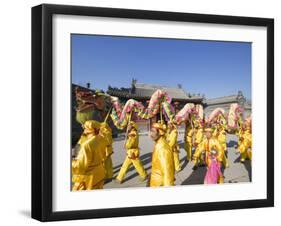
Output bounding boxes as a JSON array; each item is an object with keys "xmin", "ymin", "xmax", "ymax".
[{"xmin": 131, "ymin": 78, "xmax": 137, "ymax": 94}]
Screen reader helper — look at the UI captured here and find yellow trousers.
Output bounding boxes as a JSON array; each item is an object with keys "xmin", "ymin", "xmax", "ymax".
[
  {"xmin": 184, "ymin": 141, "xmax": 192, "ymax": 161},
  {"xmin": 173, "ymin": 151, "xmax": 181, "ymax": 172},
  {"xmin": 240, "ymin": 152, "xmax": 248, "ymax": 162},
  {"xmin": 240, "ymin": 146, "xmax": 251, "ymax": 162},
  {"xmin": 222, "ymin": 151, "xmax": 229, "ymax": 168},
  {"xmin": 116, "ymin": 156, "xmax": 147, "ymax": 182},
  {"xmin": 193, "ymin": 147, "xmax": 203, "ymax": 166},
  {"xmin": 218, "ymin": 176, "xmax": 224, "ymax": 184},
  {"xmin": 104, "ymin": 157, "xmax": 113, "ymax": 179}
]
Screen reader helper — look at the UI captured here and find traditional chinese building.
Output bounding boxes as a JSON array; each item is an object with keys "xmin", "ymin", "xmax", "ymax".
[
  {"xmin": 107, "ymin": 79, "xmax": 204, "ymax": 111},
  {"xmin": 204, "ymin": 91, "xmax": 251, "ymax": 117}
]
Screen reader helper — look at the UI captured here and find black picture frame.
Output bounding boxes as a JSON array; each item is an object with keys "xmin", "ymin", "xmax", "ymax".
[{"xmin": 32, "ymin": 3, "xmax": 274, "ymax": 222}]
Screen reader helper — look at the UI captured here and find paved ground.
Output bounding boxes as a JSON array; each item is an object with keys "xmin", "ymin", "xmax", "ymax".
[{"xmin": 104, "ymin": 132, "xmax": 252, "ymax": 189}]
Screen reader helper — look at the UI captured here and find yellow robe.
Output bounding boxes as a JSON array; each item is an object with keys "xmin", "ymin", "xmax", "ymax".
[
  {"xmin": 184, "ymin": 124, "xmax": 194, "ymax": 160},
  {"xmin": 193, "ymin": 137, "xmax": 224, "ymax": 167},
  {"xmin": 72, "ymin": 133, "xmax": 88, "ymax": 158},
  {"xmin": 166, "ymin": 128, "xmax": 181, "ymax": 172},
  {"xmin": 217, "ymin": 127, "xmax": 229, "ymax": 168},
  {"xmin": 194, "ymin": 128, "xmax": 205, "ymax": 165},
  {"xmin": 116, "ymin": 129, "xmax": 147, "ymax": 182},
  {"xmin": 238, "ymin": 129, "xmax": 252, "ymax": 162},
  {"xmin": 195, "ymin": 128, "xmax": 203, "ymax": 146},
  {"xmin": 237, "ymin": 127, "xmax": 244, "ymax": 149},
  {"xmin": 100, "ymin": 125, "xmax": 114, "ymax": 179},
  {"xmin": 217, "ymin": 128, "xmax": 227, "ymax": 151},
  {"xmin": 150, "ymin": 136, "xmax": 175, "ymax": 187},
  {"xmin": 72, "ymin": 134, "xmax": 107, "ymax": 190},
  {"xmin": 78, "ymin": 134, "xmax": 88, "ymax": 146},
  {"xmin": 212, "ymin": 126, "xmax": 219, "ymax": 138}
]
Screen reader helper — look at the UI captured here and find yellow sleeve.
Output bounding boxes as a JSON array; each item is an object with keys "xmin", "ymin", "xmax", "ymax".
[
  {"xmin": 125, "ymin": 130, "xmax": 138, "ymax": 149},
  {"xmin": 213, "ymin": 128, "xmax": 218, "ymax": 137},
  {"xmin": 78, "ymin": 134, "xmax": 87, "ymax": 145},
  {"xmin": 249, "ymin": 133, "xmax": 252, "ymax": 147},
  {"xmin": 100, "ymin": 128, "xmax": 113, "ymax": 145},
  {"xmin": 195, "ymin": 129, "xmax": 203, "ymax": 144},
  {"xmin": 214, "ymin": 139, "xmax": 224, "ymax": 162},
  {"xmin": 193, "ymin": 140, "xmax": 204, "ymax": 159},
  {"xmin": 168, "ymin": 130, "xmax": 177, "ymax": 150},
  {"xmin": 159, "ymin": 145, "xmax": 174, "ymax": 186},
  {"xmin": 72, "ymin": 142, "xmax": 90, "ymax": 175},
  {"xmin": 243, "ymin": 132, "xmax": 252, "ymax": 148}
]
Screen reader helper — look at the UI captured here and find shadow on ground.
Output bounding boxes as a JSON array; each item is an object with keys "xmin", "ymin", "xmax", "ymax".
[
  {"xmin": 181, "ymin": 166, "xmax": 207, "ymax": 185},
  {"xmin": 233, "ymin": 155, "xmax": 252, "ymax": 182},
  {"xmin": 243, "ymin": 160, "xmax": 252, "ymax": 182},
  {"xmin": 227, "ymin": 140, "xmax": 237, "ymax": 148}
]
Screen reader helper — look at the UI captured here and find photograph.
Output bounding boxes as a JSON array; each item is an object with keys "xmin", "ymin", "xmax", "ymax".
[{"xmin": 71, "ymin": 34, "xmax": 252, "ymax": 190}]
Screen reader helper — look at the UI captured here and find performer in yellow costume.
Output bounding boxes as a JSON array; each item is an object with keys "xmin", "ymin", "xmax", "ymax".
[
  {"xmin": 184, "ymin": 121, "xmax": 194, "ymax": 161},
  {"xmin": 215, "ymin": 124, "xmax": 229, "ymax": 168},
  {"xmin": 116, "ymin": 121, "xmax": 147, "ymax": 183},
  {"xmin": 193, "ymin": 127, "xmax": 224, "ymax": 175},
  {"xmin": 100, "ymin": 122, "xmax": 114, "ymax": 180},
  {"xmin": 72, "ymin": 120, "xmax": 107, "ymax": 190},
  {"xmin": 236, "ymin": 119, "xmax": 244, "ymax": 150},
  {"xmin": 166, "ymin": 122, "xmax": 181, "ymax": 172},
  {"xmin": 193, "ymin": 120, "xmax": 205, "ymax": 166},
  {"xmin": 150, "ymin": 122, "xmax": 175, "ymax": 187},
  {"xmin": 238, "ymin": 122, "xmax": 252, "ymax": 162}
]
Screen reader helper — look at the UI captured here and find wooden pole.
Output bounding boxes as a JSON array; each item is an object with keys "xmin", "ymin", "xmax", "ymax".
[{"xmin": 103, "ymin": 106, "xmax": 113, "ymax": 123}]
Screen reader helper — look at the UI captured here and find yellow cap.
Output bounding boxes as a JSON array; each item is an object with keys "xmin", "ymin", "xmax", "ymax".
[
  {"xmin": 83, "ymin": 120, "xmax": 101, "ymax": 134},
  {"xmin": 152, "ymin": 122, "xmax": 166, "ymax": 135}
]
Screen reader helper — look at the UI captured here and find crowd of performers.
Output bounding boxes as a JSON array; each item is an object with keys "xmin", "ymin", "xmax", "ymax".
[{"xmin": 72, "ymin": 89, "xmax": 252, "ymax": 191}]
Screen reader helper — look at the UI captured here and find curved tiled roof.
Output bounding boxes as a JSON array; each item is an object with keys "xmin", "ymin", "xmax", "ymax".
[
  {"xmin": 107, "ymin": 83, "xmax": 203, "ymax": 102},
  {"xmin": 205, "ymin": 95, "xmax": 238, "ymax": 105},
  {"xmin": 134, "ymin": 83, "xmax": 191, "ymax": 99},
  {"xmin": 205, "ymin": 92, "xmax": 246, "ymax": 105}
]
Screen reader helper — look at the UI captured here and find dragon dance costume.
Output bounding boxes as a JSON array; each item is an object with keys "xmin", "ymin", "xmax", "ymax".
[
  {"xmin": 150, "ymin": 123, "xmax": 175, "ymax": 187},
  {"xmin": 116, "ymin": 122, "xmax": 147, "ymax": 183},
  {"xmin": 72, "ymin": 120, "xmax": 107, "ymax": 190}
]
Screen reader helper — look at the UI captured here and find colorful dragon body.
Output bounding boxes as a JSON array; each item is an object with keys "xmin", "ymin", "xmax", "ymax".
[
  {"xmin": 228, "ymin": 103, "xmax": 244, "ymax": 130},
  {"xmin": 75, "ymin": 88, "xmax": 249, "ymax": 130}
]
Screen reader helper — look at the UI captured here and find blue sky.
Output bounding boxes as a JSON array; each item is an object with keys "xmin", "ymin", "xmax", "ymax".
[{"xmin": 71, "ymin": 34, "xmax": 251, "ymax": 99}]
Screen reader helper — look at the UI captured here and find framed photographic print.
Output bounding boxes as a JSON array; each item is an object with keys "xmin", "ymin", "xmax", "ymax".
[{"xmin": 31, "ymin": 4, "xmax": 274, "ymax": 221}]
